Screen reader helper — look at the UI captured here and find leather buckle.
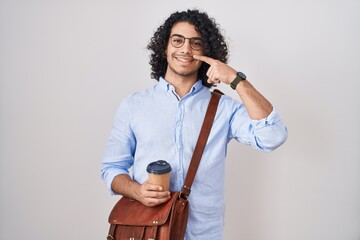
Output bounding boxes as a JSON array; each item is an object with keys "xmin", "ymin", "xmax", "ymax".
[
  {"xmin": 179, "ymin": 185, "xmax": 191, "ymax": 200},
  {"xmin": 178, "ymin": 192, "xmax": 188, "ymax": 201}
]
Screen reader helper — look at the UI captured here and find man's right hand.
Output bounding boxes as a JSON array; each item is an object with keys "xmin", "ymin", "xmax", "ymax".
[
  {"xmin": 136, "ymin": 180, "xmax": 171, "ymax": 207},
  {"xmin": 111, "ymin": 174, "xmax": 171, "ymax": 207}
]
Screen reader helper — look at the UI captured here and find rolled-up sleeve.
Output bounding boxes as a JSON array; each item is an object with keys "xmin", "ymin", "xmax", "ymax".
[
  {"xmin": 250, "ymin": 109, "xmax": 288, "ymax": 151},
  {"xmin": 230, "ymin": 106, "xmax": 288, "ymax": 152},
  {"xmin": 101, "ymin": 98, "xmax": 136, "ymax": 194}
]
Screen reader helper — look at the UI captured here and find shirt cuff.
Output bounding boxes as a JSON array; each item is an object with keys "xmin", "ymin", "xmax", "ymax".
[
  {"xmin": 102, "ymin": 168, "xmax": 129, "ymax": 195},
  {"xmin": 250, "ymin": 108, "xmax": 281, "ymax": 129}
]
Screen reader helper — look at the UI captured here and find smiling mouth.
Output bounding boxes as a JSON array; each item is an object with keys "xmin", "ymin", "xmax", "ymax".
[{"xmin": 174, "ymin": 55, "xmax": 195, "ymax": 62}]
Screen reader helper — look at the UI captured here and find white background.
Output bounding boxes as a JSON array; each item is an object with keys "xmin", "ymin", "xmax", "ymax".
[{"xmin": 0, "ymin": 0, "xmax": 359, "ymax": 239}]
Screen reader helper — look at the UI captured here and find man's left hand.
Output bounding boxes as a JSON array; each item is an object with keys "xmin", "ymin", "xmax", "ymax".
[{"xmin": 193, "ymin": 55, "xmax": 237, "ymax": 85}]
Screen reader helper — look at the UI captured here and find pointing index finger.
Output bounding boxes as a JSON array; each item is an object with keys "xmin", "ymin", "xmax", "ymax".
[{"xmin": 193, "ymin": 55, "xmax": 215, "ymax": 65}]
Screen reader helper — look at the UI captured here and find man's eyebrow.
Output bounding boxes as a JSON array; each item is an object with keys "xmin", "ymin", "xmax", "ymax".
[{"xmin": 171, "ymin": 33, "xmax": 203, "ymax": 39}]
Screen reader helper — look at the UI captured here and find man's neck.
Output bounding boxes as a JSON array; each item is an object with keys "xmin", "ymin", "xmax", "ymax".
[{"xmin": 164, "ymin": 75, "xmax": 198, "ymax": 98}]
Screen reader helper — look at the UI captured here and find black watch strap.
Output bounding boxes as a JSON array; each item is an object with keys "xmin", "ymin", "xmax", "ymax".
[{"xmin": 230, "ymin": 72, "xmax": 246, "ymax": 90}]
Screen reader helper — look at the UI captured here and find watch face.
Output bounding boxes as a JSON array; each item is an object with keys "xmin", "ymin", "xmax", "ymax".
[{"xmin": 237, "ymin": 72, "xmax": 246, "ymax": 80}]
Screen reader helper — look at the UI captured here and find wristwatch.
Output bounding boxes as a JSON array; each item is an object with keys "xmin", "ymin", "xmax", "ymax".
[{"xmin": 230, "ymin": 72, "xmax": 246, "ymax": 90}]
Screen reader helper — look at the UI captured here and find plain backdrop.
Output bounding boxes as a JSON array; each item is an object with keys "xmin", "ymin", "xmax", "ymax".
[{"xmin": 1, "ymin": 0, "xmax": 359, "ymax": 239}]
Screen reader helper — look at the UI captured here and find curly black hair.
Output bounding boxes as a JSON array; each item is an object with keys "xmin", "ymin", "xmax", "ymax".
[{"xmin": 147, "ymin": 9, "xmax": 229, "ymax": 88}]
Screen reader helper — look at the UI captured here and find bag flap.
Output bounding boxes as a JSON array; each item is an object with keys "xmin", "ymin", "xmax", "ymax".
[{"xmin": 108, "ymin": 192, "xmax": 180, "ymax": 226}]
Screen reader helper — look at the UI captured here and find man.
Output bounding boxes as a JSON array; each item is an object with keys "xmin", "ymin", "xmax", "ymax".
[{"xmin": 101, "ymin": 9, "xmax": 287, "ymax": 239}]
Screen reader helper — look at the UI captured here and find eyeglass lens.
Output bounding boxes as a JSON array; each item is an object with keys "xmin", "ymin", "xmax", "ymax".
[{"xmin": 170, "ymin": 34, "xmax": 203, "ymax": 50}]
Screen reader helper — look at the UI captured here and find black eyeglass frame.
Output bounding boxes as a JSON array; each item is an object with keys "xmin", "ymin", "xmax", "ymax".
[{"xmin": 169, "ymin": 34, "xmax": 204, "ymax": 51}]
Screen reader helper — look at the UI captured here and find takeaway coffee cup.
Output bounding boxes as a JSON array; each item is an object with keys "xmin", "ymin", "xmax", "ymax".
[{"xmin": 146, "ymin": 160, "xmax": 172, "ymax": 191}]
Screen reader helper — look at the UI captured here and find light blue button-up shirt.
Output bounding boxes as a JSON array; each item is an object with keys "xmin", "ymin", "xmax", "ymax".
[{"xmin": 101, "ymin": 77, "xmax": 287, "ymax": 239}]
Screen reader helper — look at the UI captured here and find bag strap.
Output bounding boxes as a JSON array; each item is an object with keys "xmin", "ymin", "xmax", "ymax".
[{"xmin": 180, "ymin": 89, "xmax": 223, "ymax": 199}]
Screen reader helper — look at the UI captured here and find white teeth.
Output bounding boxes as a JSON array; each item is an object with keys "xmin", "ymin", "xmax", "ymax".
[{"xmin": 176, "ymin": 56, "xmax": 194, "ymax": 62}]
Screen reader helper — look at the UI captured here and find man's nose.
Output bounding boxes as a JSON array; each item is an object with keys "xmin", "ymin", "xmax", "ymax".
[{"xmin": 180, "ymin": 39, "xmax": 192, "ymax": 53}]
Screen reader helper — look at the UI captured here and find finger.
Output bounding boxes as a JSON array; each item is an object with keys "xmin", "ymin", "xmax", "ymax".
[
  {"xmin": 206, "ymin": 65, "xmax": 213, "ymax": 78},
  {"xmin": 153, "ymin": 191, "xmax": 171, "ymax": 199},
  {"xmin": 207, "ymin": 77, "xmax": 218, "ymax": 84},
  {"xmin": 146, "ymin": 195, "xmax": 171, "ymax": 207},
  {"xmin": 208, "ymin": 69, "xmax": 219, "ymax": 83},
  {"xmin": 193, "ymin": 54, "xmax": 216, "ymax": 65},
  {"xmin": 143, "ymin": 182, "xmax": 164, "ymax": 191},
  {"xmin": 143, "ymin": 190, "xmax": 171, "ymax": 199}
]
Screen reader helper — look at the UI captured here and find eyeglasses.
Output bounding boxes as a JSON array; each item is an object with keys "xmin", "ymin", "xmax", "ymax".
[{"xmin": 169, "ymin": 34, "xmax": 204, "ymax": 51}]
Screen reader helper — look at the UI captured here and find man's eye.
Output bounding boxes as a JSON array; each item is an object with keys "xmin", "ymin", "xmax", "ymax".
[
  {"xmin": 173, "ymin": 39, "xmax": 184, "ymax": 43},
  {"xmin": 192, "ymin": 40, "xmax": 203, "ymax": 47}
]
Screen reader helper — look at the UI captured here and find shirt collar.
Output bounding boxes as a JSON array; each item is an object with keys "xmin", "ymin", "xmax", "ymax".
[{"xmin": 158, "ymin": 77, "xmax": 204, "ymax": 94}]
